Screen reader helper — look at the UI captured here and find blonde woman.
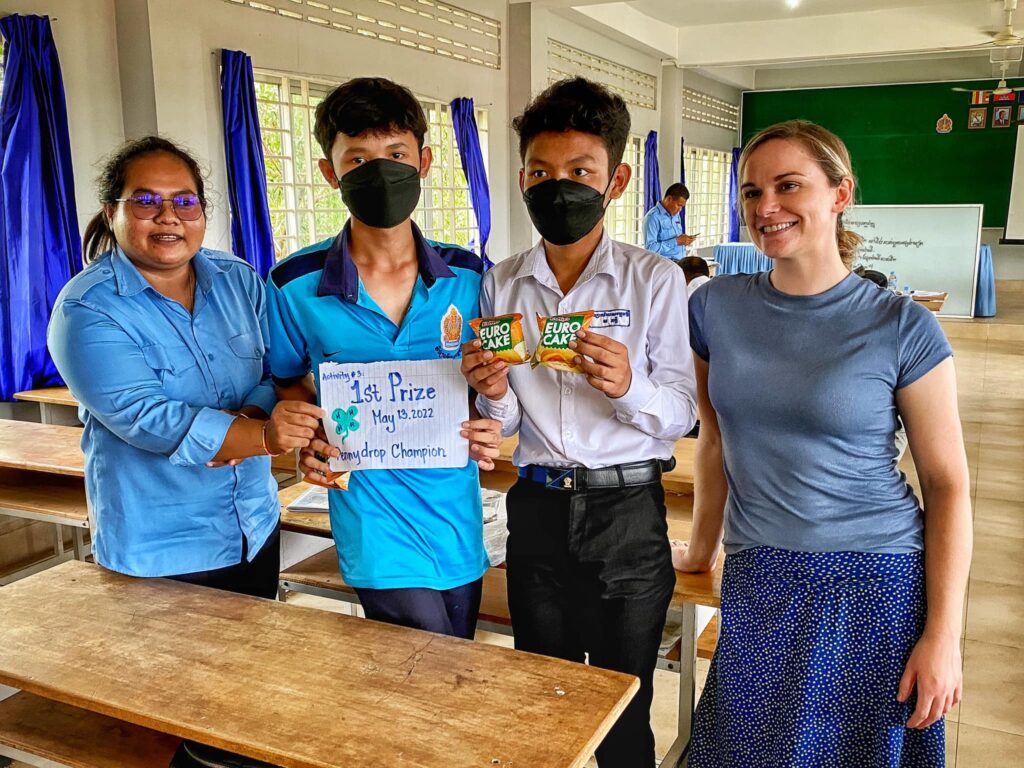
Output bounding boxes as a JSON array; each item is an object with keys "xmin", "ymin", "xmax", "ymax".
[{"xmin": 676, "ymin": 120, "xmax": 971, "ymax": 766}]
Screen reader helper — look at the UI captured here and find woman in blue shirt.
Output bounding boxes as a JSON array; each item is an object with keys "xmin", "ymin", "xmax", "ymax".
[
  {"xmin": 676, "ymin": 121, "xmax": 971, "ymax": 766},
  {"xmin": 49, "ymin": 137, "xmax": 322, "ymax": 598}
]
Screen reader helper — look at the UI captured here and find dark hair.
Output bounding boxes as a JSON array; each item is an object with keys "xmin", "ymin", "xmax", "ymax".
[
  {"xmin": 859, "ymin": 268, "xmax": 888, "ymax": 289},
  {"xmin": 665, "ymin": 183, "xmax": 689, "ymax": 200},
  {"xmin": 314, "ymin": 77, "xmax": 427, "ymax": 160},
  {"xmin": 512, "ymin": 77, "xmax": 630, "ymax": 173},
  {"xmin": 679, "ymin": 256, "xmax": 710, "ymax": 280},
  {"xmin": 82, "ymin": 136, "xmax": 207, "ymax": 263}
]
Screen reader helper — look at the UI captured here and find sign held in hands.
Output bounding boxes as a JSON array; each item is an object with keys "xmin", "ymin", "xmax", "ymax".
[{"xmin": 319, "ymin": 360, "xmax": 469, "ymax": 471}]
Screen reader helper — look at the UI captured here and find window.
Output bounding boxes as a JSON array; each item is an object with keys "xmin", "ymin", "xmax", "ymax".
[
  {"xmin": 254, "ymin": 70, "xmax": 486, "ymax": 260},
  {"xmin": 605, "ymin": 134, "xmax": 644, "ymax": 247},
  {"xmin": 683, "ymin": 146, "xmax": 733, "ymax": 248}
]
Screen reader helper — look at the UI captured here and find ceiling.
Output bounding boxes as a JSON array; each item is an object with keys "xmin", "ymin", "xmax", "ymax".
[
  {"xmin": 631, "ymin": 0, "xmax": 963, "ymax": 27},
  {"xmin": 550, "ymin": 0, "xmax": 1011, "ymax": 87}
]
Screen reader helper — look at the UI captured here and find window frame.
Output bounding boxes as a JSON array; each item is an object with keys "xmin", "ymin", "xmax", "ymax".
[{"xmin": 682, "ymin": 145, "xmax": 733, "ymax": 248}]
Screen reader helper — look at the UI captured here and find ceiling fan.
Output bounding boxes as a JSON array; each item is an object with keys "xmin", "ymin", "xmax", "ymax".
[
  {"xmin": 951, "ymin": 61, "xmax": 1024, "ymax": 96},
  {"xmin": 988, "ymin": 0, "xmax": 1024, "ymax": 48}
]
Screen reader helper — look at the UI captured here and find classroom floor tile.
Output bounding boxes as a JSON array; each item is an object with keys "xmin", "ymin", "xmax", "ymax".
[
  {"xmin": 959, "ymin": 640, "xmax": 1024, "ymax": 737},
  {"xmin": 955, "ymin": 723, "xmax": 1024, "ymax": 766}
]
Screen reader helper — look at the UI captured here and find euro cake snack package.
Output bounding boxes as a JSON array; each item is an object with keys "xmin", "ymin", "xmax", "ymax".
[
  {"xmin": 531, "ymin": 310, "xmax": 595, "ymax": 373},
  {"xmin": 469, "ymin": 313, "xmax": 529, "ymax": 364}
]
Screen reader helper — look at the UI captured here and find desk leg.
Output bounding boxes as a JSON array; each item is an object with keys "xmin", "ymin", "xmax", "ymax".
[
  {"xmin": 53, "ymin": 524, "xmax": 65, "ymax": 559},
  {"xmin": 660, "ymin": 603, "xmax": 697, "ymax": 768},
  {"xmin": 72, "ymin": 528, "xmax": 86, "ymax": 561}
]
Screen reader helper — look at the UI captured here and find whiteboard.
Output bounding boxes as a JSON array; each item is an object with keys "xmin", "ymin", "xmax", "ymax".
[
  {"xmin": 847, "ymin": 205, "xmax": 982, "ymax": 318},
  {"xmin": 1006, "ymin": 126, "xmax": 1024, "ymax": 241}
]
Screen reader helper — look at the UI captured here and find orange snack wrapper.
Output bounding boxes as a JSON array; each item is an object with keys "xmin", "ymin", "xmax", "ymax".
[
  {"xmin": 531, "ymin": 310, "xmax": 595, "ymax": 373},
  {"xmin": 469, "ymin": 313, "xmax": 530, "ymax": 364}
]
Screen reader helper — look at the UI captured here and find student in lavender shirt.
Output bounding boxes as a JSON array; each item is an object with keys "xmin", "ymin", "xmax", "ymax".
[{"xmin": 676, "ymin": 120, "xmax": 971, "ymax": 767}]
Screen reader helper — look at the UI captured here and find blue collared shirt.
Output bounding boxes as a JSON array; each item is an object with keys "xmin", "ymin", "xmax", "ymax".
[
  {"xmin": 643, "ymin": 202, "xmax": 684, "ymax": 260},
  {"xmin": 47, "ymin": 247, "xmax": 279, "ymax": 577},
  {"xmin": 267, "ymin": 221, "xmax": 488, "ymax": 590}
]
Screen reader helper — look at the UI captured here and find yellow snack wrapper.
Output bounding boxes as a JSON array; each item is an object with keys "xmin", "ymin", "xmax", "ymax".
[
  {"xmin": 469, "ymin": 313, "xmax": 530, "ymax": 365},
  {"xmin": 531, "ymin": 310, "xmax": 595, "ymax": 373}
]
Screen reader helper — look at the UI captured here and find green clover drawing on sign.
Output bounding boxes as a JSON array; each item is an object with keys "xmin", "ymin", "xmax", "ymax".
[{"xmin": 332, "ymin": 406, "xmax": 360, "ymax": 440}]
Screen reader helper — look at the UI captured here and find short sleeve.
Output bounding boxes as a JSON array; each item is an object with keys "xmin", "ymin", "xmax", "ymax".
[
  {"xmin": 897, "ymin": 298, "xmax": 953, "ymax": 389},
  {"xmin": 266, "ymin": 276, "xmax": 311, "ymax": 384},
  {"xmin": 688, "ymin": 280, "xmax": 711, "ymax": 361}
]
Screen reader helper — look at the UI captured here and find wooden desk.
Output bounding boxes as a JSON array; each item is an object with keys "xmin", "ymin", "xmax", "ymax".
[
  {"xmin": 0, "ymin": 422, "xmax": 89, "ymax": 583},
  {"xmin": 0, "ymin": 419, "xmax": 85, "ymax": 478},
  {"xmin": 0, "ymin": 561, "xmax": 637, "ymax": 768},
  {"xmin": 12, "ymin": 386, "xmax": 79, "ymax": 425},
  {"xmin": 278, "ymin": 478, "xmax": 720, "ymax": 766},
  {"xmin": 495, "ymin": 436, "xmax": 696, "ymax": 494}
]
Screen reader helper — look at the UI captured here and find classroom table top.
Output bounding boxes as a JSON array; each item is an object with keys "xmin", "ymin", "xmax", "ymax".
[
  {"xmin": 495, "ymin": 436, "xmax": 695, "ymax": 494},
  {"xmin": 0, "ymin": 561, "xmax": 638, "ymax": 768},
  {"xmin": 0, "ymin": 419, "xmax": 85, "ymax": 478},
  {"xmin": 279, "ymin": 478, "xmax": 721, "ymax": 609},
  {"xmin": 12, "ymin": 386, "xmax": 78, "ymax": 407}
]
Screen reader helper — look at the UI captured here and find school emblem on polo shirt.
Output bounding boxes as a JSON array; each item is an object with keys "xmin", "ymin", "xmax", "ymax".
[{"xmin": 440, "ymin": 304, "xmax": 463, "ymax": 352}]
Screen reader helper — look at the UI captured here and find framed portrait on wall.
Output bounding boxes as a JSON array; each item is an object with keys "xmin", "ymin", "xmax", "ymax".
[
  {"xmin": 1017, "ymin": 105, "xmax": 1024, "ymax": 122},
  {"xmin": 995, "ymin": 106, "xmax": 1012, "ymax": 127},
  {"xmin": 969, "ymin": 107, "xmax": 987, "ymax": 129}
]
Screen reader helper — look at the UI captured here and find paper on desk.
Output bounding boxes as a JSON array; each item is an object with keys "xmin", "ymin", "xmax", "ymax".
[
  {"xmin": 286, "ymin": 485, "xmax": 330, "ymax": 513},
  {"xmin": 319, "ymin": 359, "xmax": 469, "ymax": 472}
]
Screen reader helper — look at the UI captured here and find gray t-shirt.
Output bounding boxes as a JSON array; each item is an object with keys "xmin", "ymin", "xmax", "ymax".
[{"xmin": 689, "ymin": 271, "xmax": 952, "ymax": 554}]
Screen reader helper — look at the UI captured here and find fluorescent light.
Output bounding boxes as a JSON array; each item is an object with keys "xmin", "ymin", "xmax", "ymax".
[{"xmin": 786, "ymin": 0, "xmax": 801, "ymax": 8}]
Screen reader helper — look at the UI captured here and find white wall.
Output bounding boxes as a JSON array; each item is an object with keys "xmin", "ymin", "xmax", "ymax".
[
  {"xmin": 0, "ymin": 0, "xmax": 126, "ymax": 234},
  {"xmin": 751, "ymin": 55, "xmax": 997, "ymax": 91}
]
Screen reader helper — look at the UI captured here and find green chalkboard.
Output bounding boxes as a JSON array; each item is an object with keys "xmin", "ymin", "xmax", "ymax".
[{"xmin": 741, "ymin": 79, "xmax": 1024, "ymax": 228}]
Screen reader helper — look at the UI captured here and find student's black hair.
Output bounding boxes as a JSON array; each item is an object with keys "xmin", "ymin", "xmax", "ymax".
[
  {"xmin": 82, "ymin": 136, "xmax": 207, "ymax": 264},
  {"xmin": 679, "ymin": 256, "xmax": 710, "ymax": 280},
  {"xmin": 512, "ymin": 77, "xmax": 630, "ymax": 173},
  {"xmin": 314, "ymin": 77, "xmax": 427, "ymax": 160},
  {"xmin": 859, "ymin": 268, "xmax": 888, "ymax": 289},
  {"xmin": 665, "ymin": 183, "xmax": 689, "ymax": 200}
]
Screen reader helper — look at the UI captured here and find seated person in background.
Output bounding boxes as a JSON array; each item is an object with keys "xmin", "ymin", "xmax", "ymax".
[
  {"xmin": 642, "ymin": 182, "xmax": 695, "ymax": 261},
  {"xmin": 269, "ymin": 77, "xmax": 501, "ymax": 640},
  {"xmin": 680, "ymin": 255, "xmax": 711, "ymax": 296},
  {"xmin": 49, "ymin": 137, "xmax": 319, "ymax": 599}
]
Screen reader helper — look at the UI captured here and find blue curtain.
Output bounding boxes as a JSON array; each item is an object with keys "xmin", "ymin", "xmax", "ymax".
[
  {"xmin": 727, "ymin": 147, "xmax": 741, "ymax": 242},
  {"xmin": 643, "ymin": 130, "xmax": 660, "ymax": 214},
  {"xmin": 220, "ymin": 49, "xmax": 274, "ymax": 278},
  {"xmin": 679, "ymin": 137, "xmax": 687, "ymax": 234},
  {"xmin": 449, "ymin": 97, "xmax": 493, "ymax": 269},
  {"xmin": 0, "ymin": 15, "xmax": 80, "ymax": 400}
]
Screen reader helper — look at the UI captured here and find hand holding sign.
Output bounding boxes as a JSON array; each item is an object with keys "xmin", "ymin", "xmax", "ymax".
[{"xmin": 319, "ymin": 360, "xmax": 469, "ymax": 471}]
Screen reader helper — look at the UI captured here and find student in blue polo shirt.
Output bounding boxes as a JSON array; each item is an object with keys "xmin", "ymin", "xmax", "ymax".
[{"xmin": 267, "ymin": 78, "xmax": 500, "ymax": 639}]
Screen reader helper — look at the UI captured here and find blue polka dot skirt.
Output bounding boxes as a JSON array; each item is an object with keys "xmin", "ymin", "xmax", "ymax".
[{"xmin": 688, "ymin": 547, "xmax": 945, "ymax": 767}]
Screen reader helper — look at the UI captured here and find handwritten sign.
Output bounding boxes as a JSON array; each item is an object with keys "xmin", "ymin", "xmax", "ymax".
[
  {"xmin": 318, "ymin": 360, "xmax": 468, "ymax": 471},
  {"xmin": 847, "ymin": 204, "xmax": 981, "ymax": 317}
]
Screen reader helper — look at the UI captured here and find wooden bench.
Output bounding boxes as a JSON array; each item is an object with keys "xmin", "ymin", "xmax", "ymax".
[
  {"xmin": 279, "ymin": 547, "xmax": 718, "ymax": 661},
  {"xmin": 0, "ymin": 691, "xmax": 180, "ymax": 768}
]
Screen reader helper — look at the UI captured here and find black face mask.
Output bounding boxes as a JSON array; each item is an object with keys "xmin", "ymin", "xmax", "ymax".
[
  {"xmin": 522, "ymin": 178, "xmax": 612, "ymax": 246},
  {"xmin": 338, "ymin": 158, "xmax": 422, "ymax": 229}
]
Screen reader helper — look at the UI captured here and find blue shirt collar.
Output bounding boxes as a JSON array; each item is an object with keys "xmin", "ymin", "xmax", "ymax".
[
  {"xmin": 109, "ymin": 247, "xmax": 225, "ymax": 297},
  {"xmin": 317, "ymin": 220, "xmax": 456, "ymax": 303}
]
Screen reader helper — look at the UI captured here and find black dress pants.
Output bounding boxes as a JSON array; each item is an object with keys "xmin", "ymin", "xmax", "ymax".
[
  {"xmin": 505, "ymin": 478, "xmax": 675, "ymax": 768},
  {"xmin": 169, "ymin": 525, "xmax": 281, "ymax": 600}
]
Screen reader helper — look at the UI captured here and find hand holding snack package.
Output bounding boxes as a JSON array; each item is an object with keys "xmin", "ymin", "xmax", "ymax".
[
  {"xmin": 469, "ymin": 313, "xmax": 530, "ymax": 365},
  {"xmin": 531, "ymin": 311, "xmax": 595, "ymax": 373}
]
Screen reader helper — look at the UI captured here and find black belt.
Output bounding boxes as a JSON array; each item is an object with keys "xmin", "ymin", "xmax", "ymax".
[{"xmin": 518, "ymin": 457, "xmax": 675, "ymax": 492}]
